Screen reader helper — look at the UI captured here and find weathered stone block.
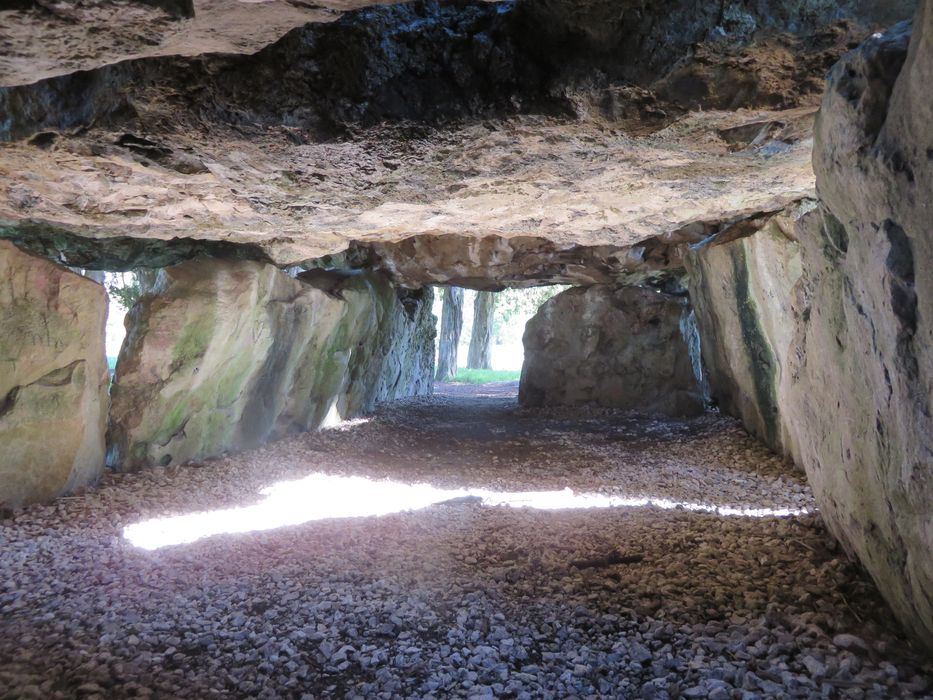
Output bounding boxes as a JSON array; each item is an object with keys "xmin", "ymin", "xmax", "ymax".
[
  {"xmin": 519, "ymin": 285, "xmax": 703, "ymax": 416},
  {"xmin": 108, "ymin": 260, "xmax": 434, "ymax": 470},
  {"xmin": 784, "ymin": 9, "xmax": 932, "ymax": 649},
  {"xmin": 0, "ymin": 240, "xmax": 108, "ymax": 508},
  {"xmin": 685, "ymin": 211, "xmax": 804, "ymax": 460}
]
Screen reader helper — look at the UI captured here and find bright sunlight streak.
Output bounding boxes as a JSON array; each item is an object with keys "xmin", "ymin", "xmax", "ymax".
[{"xmin": 123, "ymin": 473, "xmax": 811, "ymax": 550}]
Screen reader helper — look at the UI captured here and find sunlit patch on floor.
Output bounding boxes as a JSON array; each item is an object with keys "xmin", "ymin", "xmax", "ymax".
[
  {"xmin": 123, "ymin": 473, "xmax": 813, "ymax": 550},
  {"xmin": 322, "ymin": 415, "xmax": 372, "ymax": 431}
]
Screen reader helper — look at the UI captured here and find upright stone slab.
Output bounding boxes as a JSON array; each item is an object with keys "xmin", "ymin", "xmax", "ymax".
[
  {"xmin": 0, "ymin": 241, "xmax": 108, "ymax": 508},
  {"xmin": 519, "ymin": 285, "xmax": 703, "ymax": 416},
  {"xmin": 278, "ymin": 272, "xmax": 435, "ymax": 431},
  {"xmin": 784, "ymin": 13, "xmax": 932, "ymax": 649},
  {"xmin": 685, "ymin": 211, "xmax": 804, "ymax": 460},
  {"xmin": 108, "ymin": 260, "xmax": 434, "ymax": 470}
]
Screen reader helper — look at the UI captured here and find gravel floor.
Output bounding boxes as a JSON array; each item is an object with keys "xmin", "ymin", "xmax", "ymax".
[{"xmin": 1, "ymin": 383, "xmax": 931, "ymax": 699}]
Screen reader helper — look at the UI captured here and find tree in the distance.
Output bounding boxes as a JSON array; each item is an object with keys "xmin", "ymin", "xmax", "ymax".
[
  {"xmin": 104, "ymin": 270, "xmax": 162, "ymax": 312},
  {"xmin": 493, "ymin": 285, "xmax": 569, "ymax": 342},
  {"xmin": 436, "ymin": 287, "xmax": 464, "ymax": 381},
  {"xmin": 467, "ymin": 291, "xmax": 496, "ymax": 369}
]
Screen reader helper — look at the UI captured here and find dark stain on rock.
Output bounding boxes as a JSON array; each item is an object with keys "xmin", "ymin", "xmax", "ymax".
[
  {"xmin": 730, "ymin": 244, "xmax": 780, "ymax": 450},
  {"xmin": 821, "ymin": 210, "xmax": 849, "ymax": 259},
  {"xmin": 884, "ymin": 220, "xmax": 917, "ymax": 335},
  {"xmin": 0, "ymin": 224, "xmax": 272, "ymax": 271}
]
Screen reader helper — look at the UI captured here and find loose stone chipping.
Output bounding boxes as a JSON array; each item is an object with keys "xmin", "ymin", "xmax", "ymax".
[
  {"xmin": 0, "ymin": 385, "xmax": 930, "ymax": 698},
  {"xmin": 0, "ymin": 240, "xmax": 109, "ymax": 509},
  {"xmin": 108, "ymin": 259, "xmax": 434, "ymax": 470},
  {"xmin": 0, "ymin": 0, "xmax": 929, "ymax": 680}
]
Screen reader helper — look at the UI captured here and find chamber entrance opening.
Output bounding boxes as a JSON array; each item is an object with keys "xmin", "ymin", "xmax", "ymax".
[{"xmin": 432, "ymin": 285, "xmax": 568, "ymax": 390}]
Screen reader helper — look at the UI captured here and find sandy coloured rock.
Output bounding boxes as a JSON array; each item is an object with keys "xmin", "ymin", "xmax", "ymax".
[
  {"xmin": 0, "ymin": 241, "xmax": 109, "ymax": 508},
  {"xmin": 783, "ymin": 10, "xmax": 933, "ymax": 648},
  {"xmin": 685, "ymin": 204, "xmax": 805, "ymax": 459}
]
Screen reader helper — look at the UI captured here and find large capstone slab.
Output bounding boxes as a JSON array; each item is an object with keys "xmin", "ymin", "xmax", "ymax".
[
  {"xmin": 0, "ymin": 240, "xmax": 109, "ymax": 508},
  {"xmin": 519, "ymin": 285, "xmax": 703, "ymax": 416},
  {"xmin": 783, "ymin": 13, "xmax": 932, "ymax": 650},
  {"xmin": 685, "ymin": 208, "xmax": 804, "ymax": 460},
  {"xmin": 107, "ymin": 260, "xmax": 434, "ymax": 470}
]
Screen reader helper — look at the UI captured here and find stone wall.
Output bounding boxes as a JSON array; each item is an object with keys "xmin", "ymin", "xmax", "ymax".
[
  {"xmin": 684, "ymin": 10, "xmax": 932, "ymax": 650},
  {"xmin": 782, "ymin": 10, "xmax": 933, "ymax": 649},
  {"xmin": 108, "ymin": 260, "xmax": 434, "ymax": 470},
  {"xmin": 0, "ymin": 240, "xmax": 109, "ymax": 508},
  {"xmin": 685, "ymin": 209, "xmax": 805, "ymax": 460},
  {"xmin": 519, "ymin": 285, "xmax": 703, "ymax": 416}
]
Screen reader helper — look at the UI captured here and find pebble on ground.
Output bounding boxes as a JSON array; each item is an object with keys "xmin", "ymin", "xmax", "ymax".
[{"xmin": 1, "ymin": 384, "xmax": 931, "ymax": 699}]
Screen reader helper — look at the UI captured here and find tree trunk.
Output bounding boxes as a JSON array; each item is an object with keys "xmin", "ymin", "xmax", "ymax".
[
  {"xmin": 467, "ymin": 291, "xmax": 496, "ymax": 370},
  {"xmin": 435, "ymin": 287, "xmax": 464, "ymax": 381}
]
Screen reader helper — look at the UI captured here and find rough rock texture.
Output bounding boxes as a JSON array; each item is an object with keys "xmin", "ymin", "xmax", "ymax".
[
  {"xmin": 360, "ymin": 226, "xmax": 714, "ymax": 292},
  {"xmin": 521, "ymin": 0, "xmax": 913, "ymax": 77},
  {"xmin": 108, "ymin": 260, "xmax": 433, "ymax": 470},
  {"xmin": 0, "ymin": 240, "xmax": 108, "ymax": 508},
  {"xmin": 0, "ymin": 0, "xmax": 394, "ymax": 86},
  {"xmin": 685, "ymin": 205, "xmax": 806, "ymax": 459},
  {"xmin": 0, "ymin": 0, "xmax": 894, "ymax": 285},
  {"xmin": 783, "ymin": 10, "xmax": 933, "ymax": 650},
  {"xmin": 519, "ymin": 286, "xmax": 703, "ymax": 416},
  {"xmin": 1, "ymin": 0, "xmax": 911, "ymax": 90},
  {"xmin": 0, "ymin": 108, "xmax": 816, "ymax": 281},
  {"xmin": 4, "ymin": 385, "xmax": 932, "ymax": 697}
]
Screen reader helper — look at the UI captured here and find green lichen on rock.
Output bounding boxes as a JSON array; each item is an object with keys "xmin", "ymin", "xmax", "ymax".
[
  {"xmin": 108, "ymin": 259, "xmax": 434, "ymax": 471},
  {"xmin": 730, "ymin": 244, "xmax": 781, "ymax": 449},
  {"xmin": 171, "ymin": 311, "xmax": 215, "ymax": 367}
]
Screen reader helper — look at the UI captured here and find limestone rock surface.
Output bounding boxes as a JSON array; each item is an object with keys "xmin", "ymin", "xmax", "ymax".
[
  {"xmin": 519, "ymin": 286, "xmax": 703, "ymax": 416},
  {"xmin": 0, "ymin": 110, "xmax": 816, "ymax": 280},
  {"xmin": 108, "ymin": 260, "xmax": 433, "ymax": 470},
  {"xmin": 0, "ymin": 0, "xmax": 389, "ymax": 86},
  {"xmin": 522, "ymin": 0, "xmax": 912, "ymax": 66},
  {"xmin": 0, "ymin": 0, "xmax": 910, "ymax": 89},
  {"xmin": 0, "ymin": 0, "xmax": 872, "ymax": 283},
  {"xmin": 0, "ymin": 240, "xmax": 108, "ymax": 508},
  {"xmin": 0, "ymin": 1, "xmax": 916, "ymax": 293},
  {"xmin": 685, "ymin": 206, "xmax": 805, "ymax": 459},
  {"xmin": 786, "ymin": 11, "xmax": 932, "ymax": 649}
]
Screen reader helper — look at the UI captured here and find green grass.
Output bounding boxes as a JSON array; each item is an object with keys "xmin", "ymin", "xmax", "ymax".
[{"xmin": 447, "ymin": 368, "xmax": 521, "ymax": 384}]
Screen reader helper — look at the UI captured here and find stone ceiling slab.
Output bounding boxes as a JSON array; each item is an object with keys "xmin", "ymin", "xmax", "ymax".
[
  {"xmin": 0, "ymin": 108, "xmax": 816, "ymax": 270},
  {"xmin": 0, "ymin": 0, "xmax": 407, "ymax": 87}
]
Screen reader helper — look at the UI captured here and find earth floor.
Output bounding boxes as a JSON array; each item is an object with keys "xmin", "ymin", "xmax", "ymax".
[{"xmin": 1, "ymin": 383, "xmax": 931, "ymax": 699}]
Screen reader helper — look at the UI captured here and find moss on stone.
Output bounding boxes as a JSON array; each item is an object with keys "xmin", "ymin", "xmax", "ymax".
[
  {"xmin": 154, "ymin": 395, "xmax": 191, "ymax": 446},
  {"xmin": 172, "ymin": 311, "xmax": 216, "ymax": 367},
  {"xmin": 110, "ymin": 261, "xmax": 434, "ymax": 470},
  {"xmin": 215, "ymin": 354, "xmax": 257, "ymax": 408}
]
